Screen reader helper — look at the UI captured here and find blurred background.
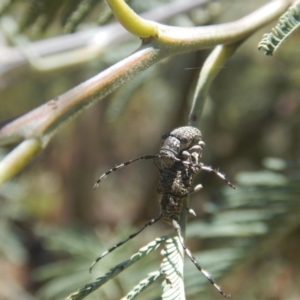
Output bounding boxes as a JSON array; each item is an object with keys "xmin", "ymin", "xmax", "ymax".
[{"xmin": 0, "ymin": 0, "xmax": 300, "ymax": 299}]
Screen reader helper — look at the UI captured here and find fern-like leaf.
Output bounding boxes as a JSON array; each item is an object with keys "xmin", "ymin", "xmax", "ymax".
[
  {"xmin": 66, "ymin": 236, "xmax": 168, "ymax": 300},
  {"xmin": 258, "ymin": 2, "xmax": 300, "ymax": 55},
  {"xmin": 160, "ymin": 236, "xmax": 185, "ymax": 300},
  {"xmin": 122, "ymin": 271, "xmax": 163, "ymax": 300}
]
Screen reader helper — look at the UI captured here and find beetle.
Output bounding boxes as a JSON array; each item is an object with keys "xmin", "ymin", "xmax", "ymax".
[{"xmin": 91, "ymin": 126, "xmax": 235, "ymax": 297}]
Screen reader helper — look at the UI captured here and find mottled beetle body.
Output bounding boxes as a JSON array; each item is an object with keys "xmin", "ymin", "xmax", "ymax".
[
  {"xmin": 158, "ymin": 161, "xmax": 200, "ymax": 224},
  {"xmin": 92, "ymin": 126, "xmax": 235, "ymax": 297},
  {"xmin": 156, "ymin": 135, "xmax": 206, "ymax": 225},
  {"xmin": 155, "ymin": 126, "xmax": 205, "ymax": 170},
  {"xmin": 160, "ymin": 194, "xmax": 183, "ymax": 223},
  {"xmin": 157, "ymin": 160, "xmax": 198, "ymax": 198}
]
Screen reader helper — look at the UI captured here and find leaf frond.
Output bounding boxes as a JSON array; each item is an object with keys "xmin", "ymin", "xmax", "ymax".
[
  {"xmin": 66, "ymin": 236, "xmax": 168, "ymax": 300},
  {"xmin": 160, "ymin": 236, "xmax": 185, "ymax": 300},
  {"xmin": 258, "ymin": 2, "xmax": 300, "ymax": 55},
  {"xmin": 122, "ymin": 271, "xmax": 163, "ymax": 300}
]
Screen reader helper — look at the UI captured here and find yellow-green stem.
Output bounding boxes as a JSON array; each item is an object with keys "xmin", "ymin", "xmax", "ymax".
[
  {"xmin": 106, "ymin": 0, "xmax": 158, "ymax": 37},
  {"xmin": 0, "ymin": 139, "xmax": 41, "ymax": 186}
]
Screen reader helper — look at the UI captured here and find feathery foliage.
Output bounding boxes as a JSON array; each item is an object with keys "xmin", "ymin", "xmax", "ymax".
[
  {"xmin": 258, "ymin": 2, "xmax": 300, "ymax": 55},
  {"xmin": 161, "ymin": 237, "xmax": 185, "ymax": 300},
  {"xmin": 66, "ymin": 236, "xmax": 168, "ymax": 300},
  {"xmin": 122, "ymin": 271, "xmax": 163, "ymax": 300}
]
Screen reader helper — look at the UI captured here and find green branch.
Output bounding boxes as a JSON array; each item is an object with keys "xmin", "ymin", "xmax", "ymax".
[
  {"xmin": 106, "ymin": 0, "xmax": 158, "ymax": 38},
  {"xmin": 0, "ymin": 139, "xmax": 41, "ymax": 185}
]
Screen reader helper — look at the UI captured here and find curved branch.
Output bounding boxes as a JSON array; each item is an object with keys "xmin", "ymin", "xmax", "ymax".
[
  {"xmin": 110, "ymin": 0, "xmax": 293, "ymax": 53},
  {"xmin": 106, "ymin": 0, "xmax": 158, "ymax": 38}
]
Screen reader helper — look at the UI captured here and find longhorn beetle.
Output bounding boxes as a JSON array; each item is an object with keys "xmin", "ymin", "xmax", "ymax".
[{"xmin": 92, "ymin": 126, "xmax": 235, "ymax": 297}]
